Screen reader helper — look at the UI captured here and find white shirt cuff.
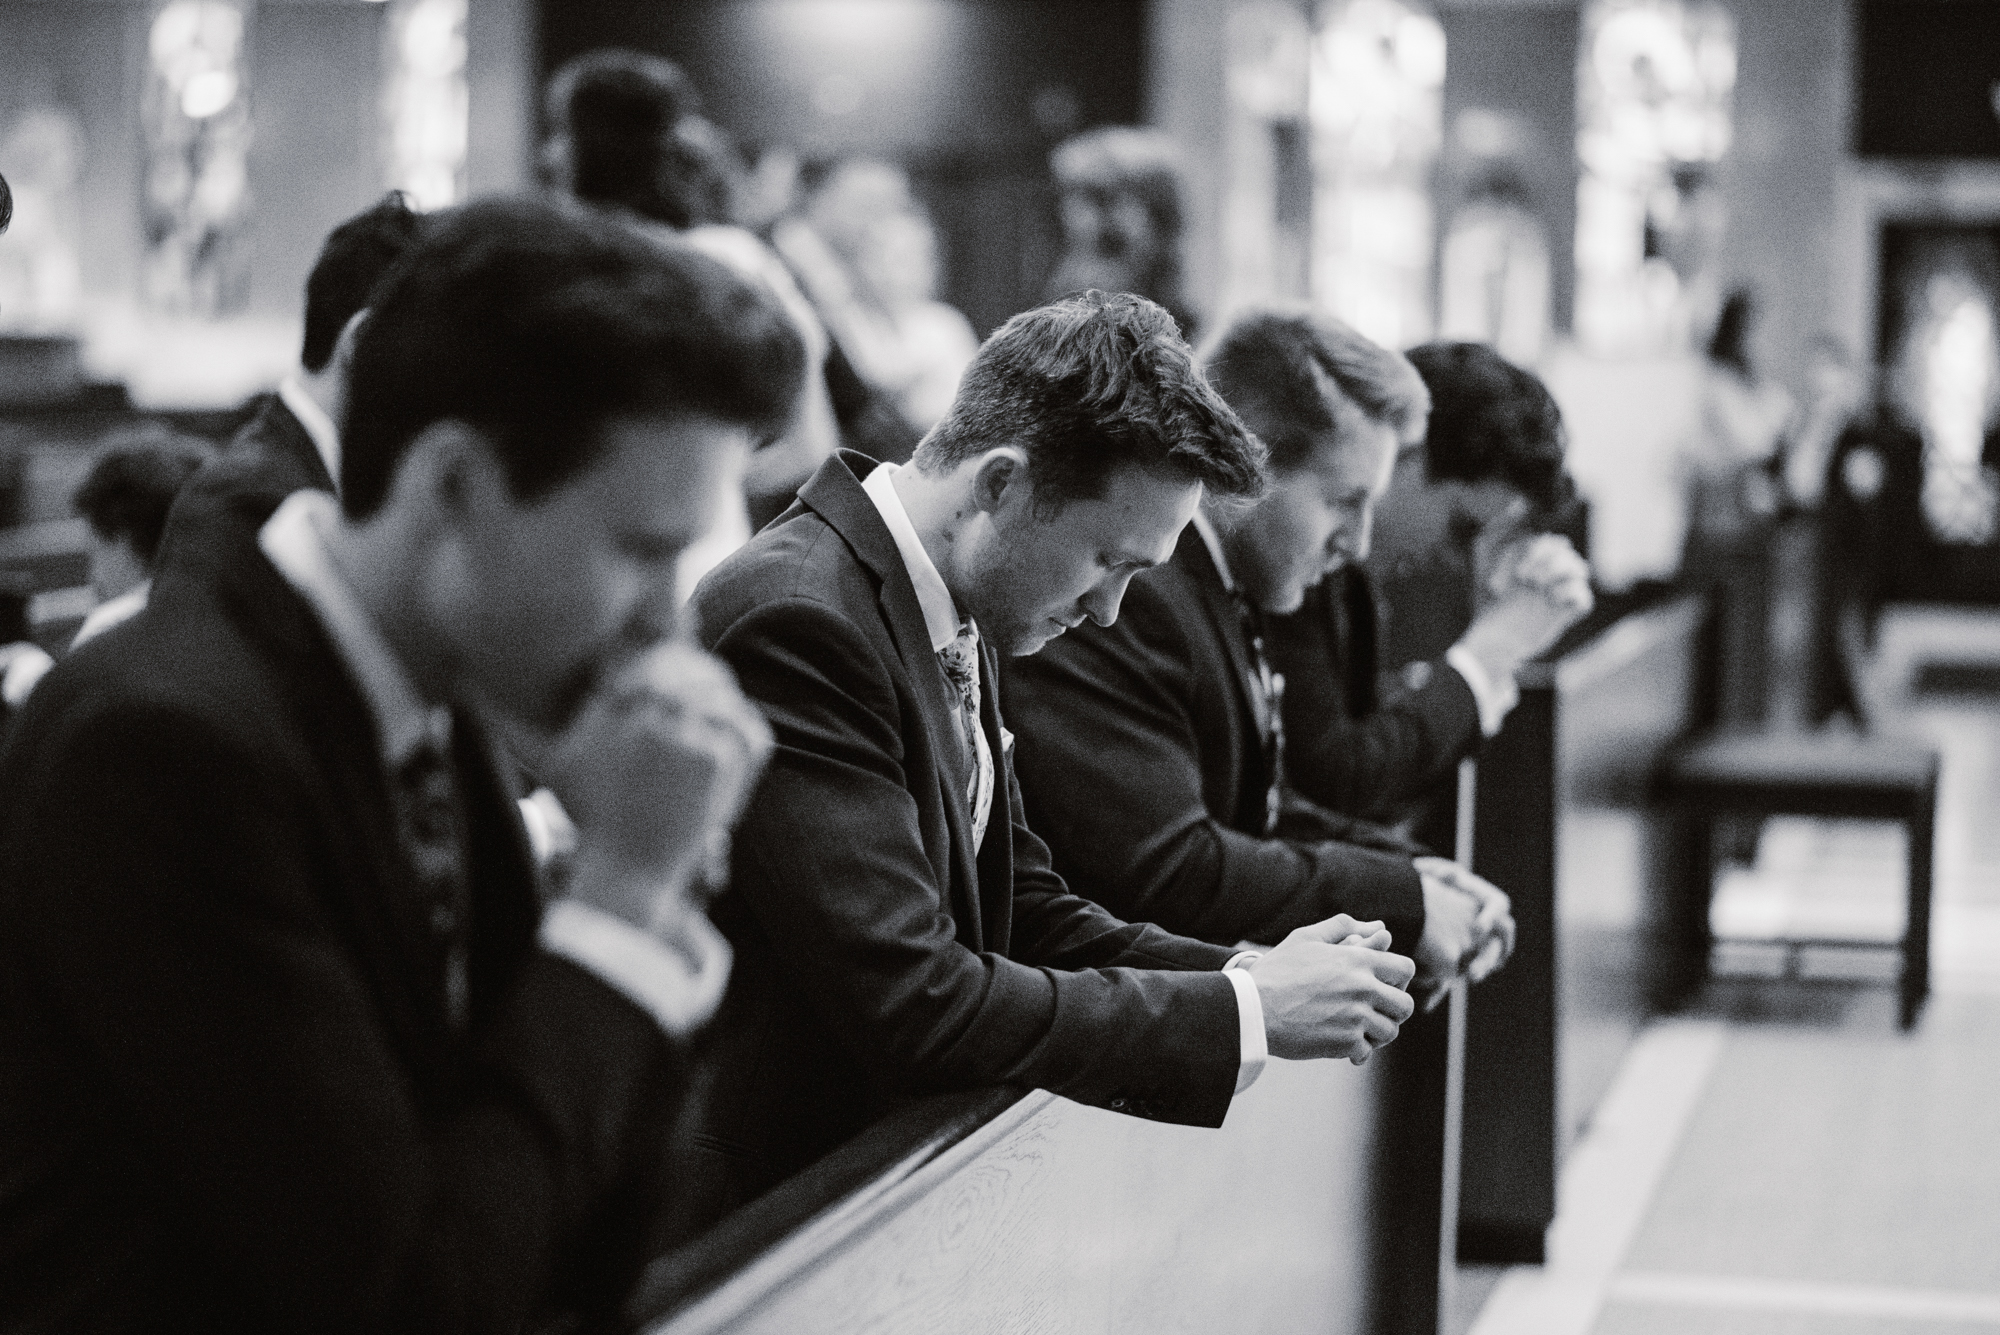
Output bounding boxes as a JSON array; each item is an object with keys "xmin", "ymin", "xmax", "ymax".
[
  {"xmin": 538, "ymin": 899, "xmax": 732, "ymax": 1038},
  {"xmin": 1222, "ymin": 959, "xmax": 1269, "ymax": 1094},
  {"xmin": 516, "ymin": 788, "xmax": 578, "ymax": 870},
  {"xmin": 1445, "ymin": 643, "xmax": 1520, "ymax": 737}
]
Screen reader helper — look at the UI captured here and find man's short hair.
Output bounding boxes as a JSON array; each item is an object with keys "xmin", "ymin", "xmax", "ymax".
[
  {"xmin": 1200, "ymin": 311, "xmax": 1430, "ymax": 472},
  {"xmin": 301, "ymin": 193, "xmax": 425, "ymax": 373},
  {"xmin": 341, "ymin": 196, "xmax": 806, "ymax": 520},
  {"xmin": 913, "ymin": 290, "xmax": 1266, "ymax": 515},
  {"xmin": 544, "ymin": 49, "xmax": 730, "ymax": 229},
  {"xmin": 73, "ymin": 426, "xmax": 215, "ymax": 566},
  {"xmin": 1406, "ymin": 341, "xmax": 1567, "ymax": 512}
]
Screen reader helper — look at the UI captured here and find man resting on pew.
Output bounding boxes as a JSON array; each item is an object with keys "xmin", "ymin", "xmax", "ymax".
[
  {"xmin": 1005, "ymin": 314, "xmax": 1579, "ymax": 1009},
  {"xmin": 0, "ymin": 198, "xmax": 801, "ymax": 1333},
  {"xmin": 688, "ymin": 291, "xmax": 1418, "ymax": 1220},
  {"xmin": 1265, "ymin": 338, "xmax": 1594, "ymax": 825}
]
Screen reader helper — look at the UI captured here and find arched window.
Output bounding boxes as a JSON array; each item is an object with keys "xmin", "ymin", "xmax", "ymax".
[
  {"xmin": 385, "ymin": 0, "xmax": 469, "ymax": 211},
  {"xmin": 1573, "ymin": 0, "xmax": 1734, "ymax": 356},
  {"xmin": 1308, "ymin": 0, "xmax": 1446, "ymax": 351},
  {"xmin": 142, "ymin": 0, "xmax": 252, "ymax": 315}
]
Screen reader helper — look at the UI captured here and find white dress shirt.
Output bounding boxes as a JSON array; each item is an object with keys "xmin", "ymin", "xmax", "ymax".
[
  {"xmin": 872, "ymin": 471, "xmax": 1266, "ymax": 1093},
  {"xmin": 71, "ymin": 583, "xmax": 149, "ymax": 650},
  {"xmin": 277, "ymin": 374, "xmax": 342, "ymax": 492},
  {"xmin": 257, "ymin": 491, "xmax": 729, "ymax": 1037},
  {"xmin": 861, "ymin": 462, "xmax": 996, "ymax": 850}
]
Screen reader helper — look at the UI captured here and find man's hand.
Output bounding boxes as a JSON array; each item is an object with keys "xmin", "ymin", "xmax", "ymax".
[
  {"xmin": 1459, "ymin": 534, "xmax": 1594, "ymax": 683},
  {"xmin": 539, "ymin": 640, "xmax": 774, "ymax": 934},
  {"xmin": 1412, "ymin": 857, "xmax": 1517, "ymax": 1010},
  {"xmin": 1247, "ymin": 915, "xmax": 1416, "ymax": 1066}
]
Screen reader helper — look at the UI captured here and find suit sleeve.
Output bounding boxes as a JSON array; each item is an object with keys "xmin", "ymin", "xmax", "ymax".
[
  {"xmin": 1264, "ymin": 586, "xmax": 1483, "ymax": 821},
  {"xmin": 0, "ymin": 703, "xmax": 679, "ymax": 1335},
  {"xmin": 710, "ymin": 594, "xmax": 1241, "ymax": 1128},
  {"xmin": 1006, "ymin": 584, "xmax": 1427, "ymax": 953}
]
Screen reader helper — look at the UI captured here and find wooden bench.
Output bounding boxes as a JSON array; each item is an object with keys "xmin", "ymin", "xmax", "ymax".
[{"xmin": 1659, "ymin": 731, "xmax": 1940, "ymax": 1028}]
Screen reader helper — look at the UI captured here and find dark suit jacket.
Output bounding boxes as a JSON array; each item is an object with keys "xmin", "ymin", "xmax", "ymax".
[
  {"xmin": 1002, "ymin": 528, "xmax": 1427, "ymax": 955},
  {"xmin": 688, "ymin": 452, "xmax": 1241, "ymax": 1213},
  {"xmin": 153, "ymin": 393, "xmax": 336, "ymax": 597},
  {"xmin": 1263, "ymin": 566, "xmax": 1483, "ymax": 823},
  {"xmin": 0, "ymin": 513, "xmax": 683, "ymax": 1332}
]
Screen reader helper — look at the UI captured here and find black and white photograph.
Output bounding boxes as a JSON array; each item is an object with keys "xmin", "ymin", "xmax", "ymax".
[{"xmin": 0, "ymin": 1, "xmax": 1995, "ymax": 1331}]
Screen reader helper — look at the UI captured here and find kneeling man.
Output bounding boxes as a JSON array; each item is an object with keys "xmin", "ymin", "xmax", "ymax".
[
  {"xmin": 691, "ymin": 292, "xmax": 1417, "ymax": 1215},
  {"xmin": 0, "ymin": 199, "xmax": 798, "ymax": 1332},
  {"xmin": 1006, "ymin": 313, "xmax": 1550, "ymax": 1006}
]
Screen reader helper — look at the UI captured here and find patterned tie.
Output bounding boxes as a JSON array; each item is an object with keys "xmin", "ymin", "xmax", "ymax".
[
  {"xmin": 390, "ymin": 723, "xmax": 472, "ymax": 1031},
  {"xmin": 937, "ymin": 623, "xmax": 995, "ymax": 850},
  {"xmin": 1229, "ymin": 592, "xmax": 1288, "ymax": 837}
]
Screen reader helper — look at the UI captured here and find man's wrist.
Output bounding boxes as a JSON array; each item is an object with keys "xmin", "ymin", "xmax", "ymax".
[
  {"xmin": 1221, "ymin": 962, "xmax": 1268, "ymax": 1094},
  {"xmin": 1444, "ymin": 643, "xmax": 1519, "ymax": 736}
]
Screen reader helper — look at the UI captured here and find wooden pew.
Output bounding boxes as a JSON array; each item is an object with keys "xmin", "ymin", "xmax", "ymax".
[
  {"xmin": 633, "ymin": 999, "xmax": 1465, "ymax": 1335},
  {"xmin": 1455, "ymin": 592, "xmax": 1714, "ymax": 1263}
]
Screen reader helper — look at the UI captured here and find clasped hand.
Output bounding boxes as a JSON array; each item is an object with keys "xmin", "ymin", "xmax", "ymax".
[
  {"xmin": 538, "ymin": 640, "xmax": 774, "ymax": 935},
  {"xmin": 1247, "ymin": 915, "xmax": 1417, "ymax": 1066},
  {"xmin": 1460, "ymin": 533, "xmax": 1594, "ymax": 681},
  {"xmin": 1412, "ymin": 856, "xmax": 1516, "ymax": 1012}
]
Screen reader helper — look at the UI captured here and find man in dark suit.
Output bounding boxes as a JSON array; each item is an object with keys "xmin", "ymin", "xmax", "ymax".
[
  {"xmin": 1006, "ymin": 315, "xmax": 1577, "ymax": 1008},
  {"xmin": 154, "ymin": 193, "xmax": 425, "ymax": 580},
  {"xmin": 1268, "ymin": 340, "xmax": 1592, "ymax": 824},
  {"xmin": 688, "ymin": 292, "xmax": 1419, "ymax": 1216},
  {"xmin": 0, "ymin": 198, "xmax": 803, "ymax": 1332}
]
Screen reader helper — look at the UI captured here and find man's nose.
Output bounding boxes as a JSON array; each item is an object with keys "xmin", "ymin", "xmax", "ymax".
[
  {"xmin": 1081, "ymin": 578, "xmax": 1124, "ymax": 628},
  {"xmin": 1331, "ymin": 510, "xmax": 1373, "ymax": 566}
]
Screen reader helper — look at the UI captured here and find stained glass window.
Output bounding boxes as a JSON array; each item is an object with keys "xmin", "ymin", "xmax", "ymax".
[
  {"xmin": 141, "ymin": 0, "xmax": 252, "ymax": 316},
  {"xmin": 1308, "ymin": 0, "xmax": 1445, "ymax": 352},
  {"xmin": 385, "ymin": 0, "xmax": 469, "ymax": 211},
  {"xmin": 1573, "ymin": 0, "xmax": 1734, "ymax": 356}
]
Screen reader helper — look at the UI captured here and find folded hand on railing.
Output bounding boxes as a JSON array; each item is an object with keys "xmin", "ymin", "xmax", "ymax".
[
  {"xmin": 1411, "ymin": 856, "xmax": 1517, "ymax": 1012},
  {"xmin": 1246, "ymin": 914, "xmax": 1416, "ymax": 1066}
]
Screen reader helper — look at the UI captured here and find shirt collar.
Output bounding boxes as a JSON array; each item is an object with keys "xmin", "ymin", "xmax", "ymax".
[
  {"xmin": 277, "ymin": 374, "xmax": 343, "ymax": 495},
  {"xmin": 861, "ymin": 460, "xmax": 965, "ymax": 653},
  {"xmin": 259, "ymin": 490, "xmax": 446, "ymax": 770},
  {"xmin": 1189, "ymin": 508, "xmax": 1238, "ymax": 593}
]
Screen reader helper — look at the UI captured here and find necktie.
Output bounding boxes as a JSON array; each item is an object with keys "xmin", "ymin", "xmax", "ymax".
[
  {"xmin": 937, "ymin": 624, "xmax": 995, "ymax": 850},
  {"xmin": 1229, "ymin": 592, "xmax": 1288, "ymax": 837},
  {"xmin": 391, "ymin": 723, "xmax": 472, "ymax": 1030}
]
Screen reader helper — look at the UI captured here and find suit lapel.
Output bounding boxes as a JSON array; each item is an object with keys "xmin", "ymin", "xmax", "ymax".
[
  {"xmin": 257, "ymin": 396, "xmax": 338, "ymax": 494},
  {"xmin": 798, "ymin": 453, "xmax": 986, "ymax": 947},
  {"xmin": 208, "ymin": 529, "xmax": 466, "ymax": 1086},
  {"xmin": 1176, "ymin": 529, "xmax": 1270, "ymax": 746},
  {"xmin": 971, "ymin": 639, "xmax": 1013, "ymax": 955}
]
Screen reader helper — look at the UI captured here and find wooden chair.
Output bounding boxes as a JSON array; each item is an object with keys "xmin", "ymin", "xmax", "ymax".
[{"xmin": 1660, "ymin": 731, "xmax": 1940, "ymax": 1028}]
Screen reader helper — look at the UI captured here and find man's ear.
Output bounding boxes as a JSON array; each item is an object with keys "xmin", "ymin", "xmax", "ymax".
[
  {"xmin": 329, "ymin": 309, "xmax": 369, "ymax": 374},
  {"xmin": 969, "ymin": 447, "xmax": 1030, "ymax": 517},
  {"xmin": 389, "ymin": 419, "xmax": 509, "ymax": 523}
]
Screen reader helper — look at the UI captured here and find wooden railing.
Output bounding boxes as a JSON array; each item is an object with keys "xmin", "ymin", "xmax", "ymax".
[
  {"xmin": 631, "ymin": 1000, "xmax": 1464, "ymax": 1335},
  {"xmin": 1457, "ymin": 591, "xmax": 1715, "ymax": 1263}
]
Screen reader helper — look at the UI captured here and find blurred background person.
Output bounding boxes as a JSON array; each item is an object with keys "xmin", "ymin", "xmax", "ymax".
[
  {"xmin": 152, "ymin": 193, "xmax": 426, "ymax": 592},
  {"xmin": 1682, "ymin": 287, "xmax": 1795, "ymax": 729},
  {"xmin": 1044, "ymin": 126, "xmax": 1195, "ymax": 336},
  {"xmin": 68, "ymin": 425, "xmax": 212, "ymax": 648},
  {"xmin": 543, "ymin": 48, "xmax": 840, "ymax": 546},
  {"xmin": 771, "ymin": 157, "xmax": 978, "ymax": 440}
]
